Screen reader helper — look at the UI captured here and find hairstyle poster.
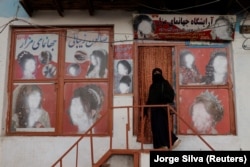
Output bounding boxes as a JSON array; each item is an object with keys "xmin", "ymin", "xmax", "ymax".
[
  {"xmin": 14, "ymin": 34, "xmax": 59, "ymax": 80},
  {"xmin": 113, "ymin": 59, "xmax": 133, "ymax": 95},
  {"xmin": 63, "ymin": 82, "xmax": 109, "ymax": 135},
  {"xmin": 113, "ymin": 44, "xmax": 133, "ymax": 95},
  {"xmin": 133, "ymin": 14, "xmax": 236, "ymax": 41},
  {"xmin": 11, "ymin": 83, "xmax": 56, "ymax": 132},
  {"xmin": 178, "ymin": 88, "xmax": 230, "ymax": 135},
  {"xmin": 177, "ymin": 47, "xmax": 229, "ymax": 86},
  {"xmin": 65, "ymin": 30, "xmax": 110, "ymax": 79}
]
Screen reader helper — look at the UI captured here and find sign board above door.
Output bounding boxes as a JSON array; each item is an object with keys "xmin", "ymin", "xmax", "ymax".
[{"xmin": 133, "ymin": 14, "xmax": 236, "ymax": 41}]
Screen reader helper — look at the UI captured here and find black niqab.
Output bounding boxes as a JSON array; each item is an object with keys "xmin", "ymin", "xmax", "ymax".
[
  {"xmin": 152, "ymin": 68, "xmax": 164, "ymax": 83},
  {"xmin": 145, "ymin": 68, "xmax": 178, "ymax": 148}
]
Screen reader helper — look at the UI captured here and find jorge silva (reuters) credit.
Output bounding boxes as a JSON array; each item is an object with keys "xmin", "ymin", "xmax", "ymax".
[{"xmin": 150, "ymin": 151, "xmax": 249, "ymax": 167}]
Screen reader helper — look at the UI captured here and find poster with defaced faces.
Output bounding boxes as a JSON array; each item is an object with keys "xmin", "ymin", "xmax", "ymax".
[
  {"xmin": 14, "ymin": 34, "xmax": 59, "ymax": 80},
  {"xmin": 113, "ymin": 59, "xmax": 133, "ymax": 95},
  {"xmin": 178, "ymin": 88, "xmax": 230, "ymax": 135},
  {"xmin": 113, "ymin": 44, "xmax": 133, "ymax": 95},
  {"xmin": 11, "ymin": 83, "xmax": 56, "ymax": 132},
  {"xmin": 132, "ymin": 14, "xmax": 236, "ymax": 41},
  {"xmin": 63, "ymin": 82, "xmax": 109, "ymax": 135},
  {"xmin": 177, "ymin": 47, "xmax": 229, "ymax": 86},
  {"xmin": 65, "ymin": 30, "xmax": 110, "ymax": 79}
]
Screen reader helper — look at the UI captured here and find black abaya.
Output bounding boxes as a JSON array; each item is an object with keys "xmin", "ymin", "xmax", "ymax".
[{"xmin": 145, "ymin": 68, "xmax": 178, "ymax": 149}]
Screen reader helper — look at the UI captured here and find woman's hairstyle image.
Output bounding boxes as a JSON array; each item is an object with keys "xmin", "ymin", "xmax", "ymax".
[
  {"xmin": 68, "ymin": 63, "xmax": 81, "ymax": 76},
  {"xmin": 68, "ymin": 84, "xmax": 105, "ymax": 126},
  {"xmin": 119, "ymin": 75, "xmax": 132, "ymax": 86},
  {"xmin": 190, "ymin": 90, "xmax": 224, "ymax": 125},
  {"xmin": 14, "ymin": 85, "xmax": 43, "ymax": 128},
  {"xmin": 179, "ymin": 50, "xmax": 196, "ymax": 68},
  {"xmin": 86, "ymin": 49, "xmax": 108, "ymax": 78},
  {"xmin": 117, "ymin": 59, "xmax": 132, "ymax": 75},
  {"xmin": 202, "ymin": 51, "xmax": 227, "ymax": 84},
  {"xmin": 17, "ymin": 50, "xmax": 36, "ymax": 70},
  {"xmin": 133, "ymin": 14, "xmax": 155, "ymax": 39},
  {"xmin": 211, "ymin": 16, "xmax": 234, "ymax": 40},
  {"xmin": 214, "ymin": 16, "xmax": 233, "ymax": 34},
  {"xmin": 39, "ymin": 50, "xmax": 52, "ymax": 65}
]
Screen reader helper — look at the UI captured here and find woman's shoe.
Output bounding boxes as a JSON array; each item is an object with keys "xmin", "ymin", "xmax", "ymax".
[
  {"xmin": 155, "ymin": 146, "xmax": 169, "ymax": 150},
  {"xmin": 172, "ymin": 139, "xmax": 181, "ymax": 149}
]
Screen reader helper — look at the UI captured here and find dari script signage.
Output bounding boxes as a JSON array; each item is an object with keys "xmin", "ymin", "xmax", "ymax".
[{"xmin": 133, "ymin": 14, "xmax": 236, "ymax": 41}]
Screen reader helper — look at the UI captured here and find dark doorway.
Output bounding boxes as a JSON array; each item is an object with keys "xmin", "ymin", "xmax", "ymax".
[{"xmin": 133, "ymin": 45, "xmax": 173, "ymax": 143}]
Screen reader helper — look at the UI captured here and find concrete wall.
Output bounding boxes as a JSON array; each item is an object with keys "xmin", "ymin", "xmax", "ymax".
[{"xmin": 0, "ymin": 9, "xmax": 250, "ymax": 167}]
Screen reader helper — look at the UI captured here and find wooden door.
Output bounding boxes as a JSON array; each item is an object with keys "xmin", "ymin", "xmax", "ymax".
[{"xmin": 134, "ymin": 45, "xmax": 173, "ymax": 143}]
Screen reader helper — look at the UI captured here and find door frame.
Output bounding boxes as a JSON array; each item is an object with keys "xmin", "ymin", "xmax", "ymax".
[{"xmin": 133, "ymin": 42, "xmax": 179, "ymax": 135}]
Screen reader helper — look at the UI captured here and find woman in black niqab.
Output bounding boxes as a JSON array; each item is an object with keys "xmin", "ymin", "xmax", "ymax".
[{"xmin": 145, "ymin": 68, "xmax": 179, "ymax": 149}]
